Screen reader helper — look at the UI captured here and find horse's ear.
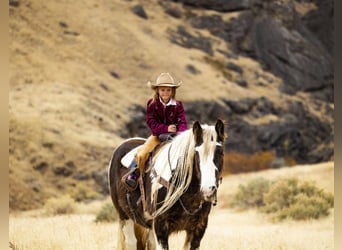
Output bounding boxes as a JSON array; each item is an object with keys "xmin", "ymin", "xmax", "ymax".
[
  {"xmin": 193, "ymin": 121, "xmax": 203, "ymax": 146},
  {"xmin": 215, "ymin": 119, "xmax": 225, "ymax": 142}
]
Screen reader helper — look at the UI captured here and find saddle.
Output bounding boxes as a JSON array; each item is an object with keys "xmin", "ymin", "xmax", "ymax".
[
  {"xmin": 120, "ymin": 133, "xmax": 177, "ymax": 220},
  {"xmin": 120, "ymin": 133, "xmax": 176, "ymax": 191}
]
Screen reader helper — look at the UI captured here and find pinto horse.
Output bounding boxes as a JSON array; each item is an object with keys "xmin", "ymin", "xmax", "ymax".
[{"xmin": 108, "ymin": 119, "xmax": 225, "ymax": 250}]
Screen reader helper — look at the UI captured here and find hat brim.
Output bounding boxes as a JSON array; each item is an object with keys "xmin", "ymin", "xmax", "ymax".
[{"xmin": 147, "ymin": 81, "xmax": 182, "ymax": 89}]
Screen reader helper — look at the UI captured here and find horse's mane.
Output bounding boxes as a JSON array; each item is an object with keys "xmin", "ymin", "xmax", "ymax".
[{"xmin": 150, "ymin": 124, "xmax": 218, "ymax": 218}]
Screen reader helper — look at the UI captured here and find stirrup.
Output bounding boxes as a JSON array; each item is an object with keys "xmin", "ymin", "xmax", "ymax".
[{"xmin": 121, "ymin": 167, "xmax": 139, "ymax": 192}]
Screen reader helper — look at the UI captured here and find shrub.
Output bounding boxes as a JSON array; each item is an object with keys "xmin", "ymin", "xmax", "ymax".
[
  {"xmin": 261, "ymin": 178, "xmax": 334, "ymax": 221},
  {"xmin": 67, "ymin": 182, "xmax": 100, "ymax": 202},
  {"xmin": 261, "ymin": 178, "xmax": 299, "ymax": 214},
  {"xmin": 230, "ymin": 177, "xmax": 334, "ymax": 221},
  {"xmin": 43, "ymin": 195, "xmax": 76, "ymax": 216},
  {"xmin": 231, "ymin": 177, "xmax": 272, "ymax": 210},
  {"xmin": 95, "ymin": 203, "xmax": 118, "ymax": 223},
  {"xmin": 276, "ymin": 194, "xmax": 332, "ymax": 220}
]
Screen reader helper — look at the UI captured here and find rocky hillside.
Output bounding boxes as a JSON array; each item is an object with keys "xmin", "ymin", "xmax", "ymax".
[{"xmin": 9, "ymin": 0, "xmax": 333, "ymax": 210}]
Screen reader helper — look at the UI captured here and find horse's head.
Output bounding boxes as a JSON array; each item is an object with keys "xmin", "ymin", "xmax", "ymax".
[{"xmin": 193, "ymin": 119, "xmax": 225, "ymax": 204}]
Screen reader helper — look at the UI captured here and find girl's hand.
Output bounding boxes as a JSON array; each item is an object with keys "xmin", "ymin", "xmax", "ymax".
[{"xmin": 168, "ymin": 124, "xmax": 177, "ymax": 133}]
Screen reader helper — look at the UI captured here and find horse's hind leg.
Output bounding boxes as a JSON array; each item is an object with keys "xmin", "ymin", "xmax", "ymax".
[
  {"xmin": 134, "ymin": 223, "xmax": 156, "ymax": 250},
  {"xmin": 117, "ymin": 219, "xmax": 125, "ymax": 250},
  {"xmin": 117, "ymin": 219, "xmax": 136, "ymax": 250}
]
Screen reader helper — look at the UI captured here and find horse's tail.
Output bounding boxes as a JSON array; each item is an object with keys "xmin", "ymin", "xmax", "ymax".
[
  {"xmin": 108, "ymin": 146, "xmax": 126, "ymax": 218},
  {"xmin": 108, "ymin": 138, "xmax": 146, "ymax": 219}
]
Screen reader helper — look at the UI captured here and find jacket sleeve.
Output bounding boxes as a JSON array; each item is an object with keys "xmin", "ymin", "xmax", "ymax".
[
  {"xmin": 146, "ymin": 100, "xmax": 169, "ymax": 136},
  {"xmin": 176, "ymin": 101, "xmax": 188, "ymax": 132}
]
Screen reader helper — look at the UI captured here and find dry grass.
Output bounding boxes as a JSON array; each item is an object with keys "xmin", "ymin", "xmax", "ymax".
[
  {"xmin": 10, "ymin": 209, "xmax": 333, "ymax": 250},
  {"xmin": 203, "ymin": 209, "xmax": 333, "ymax": 250},
  {"xmin": 9, "ymin": 214, "xmax": 117, "ymax": 250},
  {"xmin": 9, "ymin": 162, "xmax": 334, "ymax": 250}
]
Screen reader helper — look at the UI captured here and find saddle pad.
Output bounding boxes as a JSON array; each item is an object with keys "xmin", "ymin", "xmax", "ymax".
[{"xmin": 121, "ymin": 145, "xmax": 144, "ymax": 168}]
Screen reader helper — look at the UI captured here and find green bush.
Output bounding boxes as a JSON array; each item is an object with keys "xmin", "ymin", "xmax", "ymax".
[
  {"xmin": 67, "ymin": 182, "xmax": 100, "ymax": 202},
  {"xmin": 43, "ymin": 195, "xmax": 76, "ymax": 215},
  {"xmin": 231, "ymin": 177, "xmax": 272, "ymax": 210},
  {"xmin": 276, "ymin": 194, "xmax": 332, "ymax": 220},
  {"xmin": 261, "ymin": 178, "xmax": 299, "ymax": 214},
  {"xmin": 230, "ymin": 177, "xmax": 334, "ymax": 221},
  {"xmin": 95, "ymin": 203, "xmax": 118, "ymax": 223},
  {"xmin": 261, "ymin": 178, "xmax": 334, "ymax": 221}
]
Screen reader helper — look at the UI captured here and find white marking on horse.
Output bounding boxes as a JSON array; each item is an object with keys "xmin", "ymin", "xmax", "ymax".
[
  {"xmin": 194, "ymin": 125, "xmax": 220, "ymax": 200},
  {"xmin": 196, "ymin": 141, "xmax": 217, "ymax": 198},
  {"xmin": 117, "ymin": 219, "xmax": 136, "ymax": 250}
]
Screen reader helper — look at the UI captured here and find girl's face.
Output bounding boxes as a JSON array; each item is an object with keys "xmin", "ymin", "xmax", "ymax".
[{"xmin": 158, "ymin": 87, "xmax": 173, "ymax": 103}]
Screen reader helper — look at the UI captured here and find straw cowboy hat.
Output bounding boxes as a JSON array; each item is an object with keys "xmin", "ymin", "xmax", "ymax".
[{"xmin": 147, "ymin": 72, "xmax": 182, "ymax": 89}]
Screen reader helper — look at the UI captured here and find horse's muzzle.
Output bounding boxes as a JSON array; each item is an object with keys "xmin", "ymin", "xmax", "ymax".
[{"xmin": 203, "ymin": 186, "xmax": 217, "ymax": 204}]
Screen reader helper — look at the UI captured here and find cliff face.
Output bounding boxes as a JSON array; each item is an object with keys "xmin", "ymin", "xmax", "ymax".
[
  {"xmin": 9, "ymin": 0, "xmax": 333, "ymax": 210},
  {"xmin": 126, "ymin": 0, "xmax": 333, "ymax": 163}
]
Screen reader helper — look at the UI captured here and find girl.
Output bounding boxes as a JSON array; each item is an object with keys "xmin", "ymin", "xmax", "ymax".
[{"xmin": 124, "ymin": 72, "xmax": 188, "ymax": 189}]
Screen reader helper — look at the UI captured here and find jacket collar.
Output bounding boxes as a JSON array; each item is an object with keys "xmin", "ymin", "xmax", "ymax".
[{"xmin": 159, "ymin": 97, "xmax": 176, "ymax": 106}]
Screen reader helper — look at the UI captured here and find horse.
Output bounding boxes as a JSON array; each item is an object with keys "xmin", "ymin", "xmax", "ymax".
[{"xmin": 108, "ymin": 119, "xmax": 225, "ymax": 250}]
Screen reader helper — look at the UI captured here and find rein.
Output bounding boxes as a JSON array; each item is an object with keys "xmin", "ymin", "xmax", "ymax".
[{"xmin": 167, "ymin": 143, "xmax": 174, "ymax": 174}]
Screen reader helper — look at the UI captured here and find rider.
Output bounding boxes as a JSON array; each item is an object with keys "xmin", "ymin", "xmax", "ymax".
[{"xmin": 125, "ymin": 72, "xmax": 188, "ymax": 189}]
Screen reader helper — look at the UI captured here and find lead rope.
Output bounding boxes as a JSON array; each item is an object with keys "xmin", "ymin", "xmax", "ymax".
[{"xmin": 179, "ymin": 197, "xmax": 203, "ymax": 215}]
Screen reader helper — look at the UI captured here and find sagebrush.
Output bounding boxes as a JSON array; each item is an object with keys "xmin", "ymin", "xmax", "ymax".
[
  {"xmin": 95, "ymin": 202, "xmax": 118, "ymax": 223},
  {"xmin": 262, "ymin": 178, "xmax": 334, "ymax": 221},
  {"xmin": 43, "ymin": 195, "xmax": 76, "ymax": 215},
  {"xmin": 231, "ymin": 177, "xmax": 272, "ymax": 210},
  {"xmin": 231, "ymin": 177, "xmax": 334, "ymax": 221}
]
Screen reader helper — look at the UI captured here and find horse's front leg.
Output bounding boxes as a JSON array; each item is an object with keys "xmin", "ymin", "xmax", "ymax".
[
  {"xmin": 184, "ymin": 230, "xmax": 205, "ymax": 250},
  {"xmin": 184, "ymin": 220, "xmax": 208, "ymax": 250},
  {"xmin": 153, "ymin": 221, "xmax": 169, "ymax": 250}
]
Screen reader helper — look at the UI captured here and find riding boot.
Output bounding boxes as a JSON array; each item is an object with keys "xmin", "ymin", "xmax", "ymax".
[
  {"xmin": 123, "ymin": 135, "xmax": 160, "ymax": 191},
  {"xmin": 125, "ymin": 159, "xmax": 139, "ymax": 189},
  {"xmin": 136, "ymin": 135, "xmax": 160, "ymax": 176}
]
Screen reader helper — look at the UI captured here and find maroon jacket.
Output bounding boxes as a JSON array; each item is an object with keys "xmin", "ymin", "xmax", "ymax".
[{"xmin": 146, "ymin": 98, "xmax": 188, "ymax": 136}]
